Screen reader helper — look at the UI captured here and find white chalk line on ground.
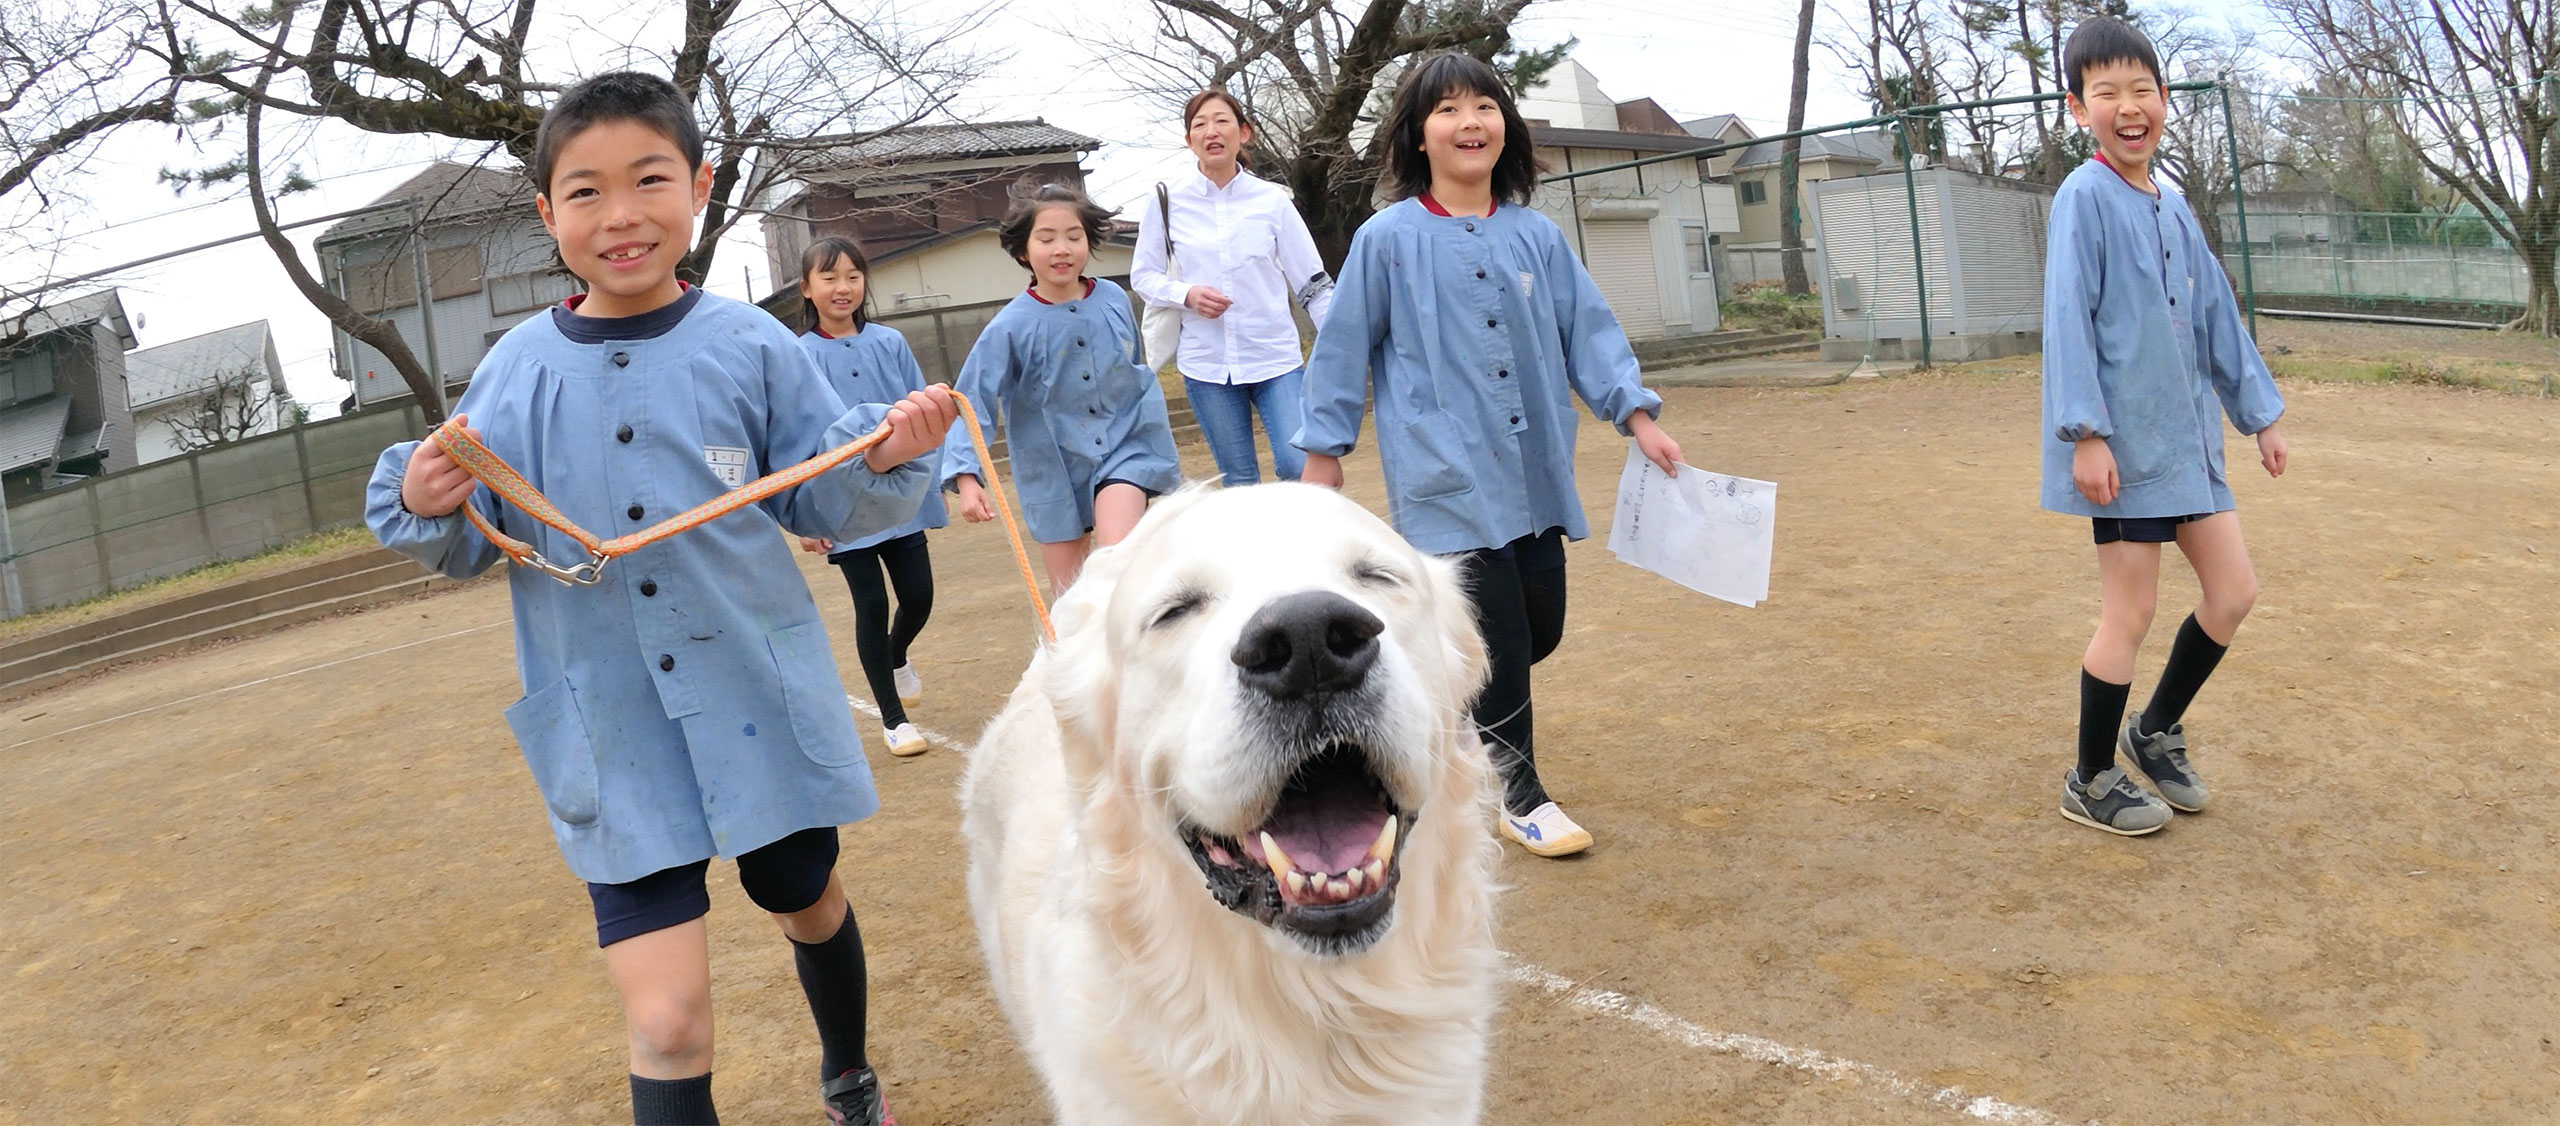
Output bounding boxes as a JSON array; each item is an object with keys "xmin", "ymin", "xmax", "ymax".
[
  {"xmin": 0, "ymin": 619, "xmax": 511, "ymax": 755},
  {"xmin": 1503, "ymin": 963, "xmax": 2075, "ymax": 1125},
  {"xmin": 853, "ymin": 694, "xmax": 2077, "ymax": 1126}
]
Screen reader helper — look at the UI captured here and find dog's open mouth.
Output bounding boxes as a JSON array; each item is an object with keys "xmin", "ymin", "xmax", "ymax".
[{"xmin": 1182, "ymin": 743, "xmax": 1409, "ymax": 953}]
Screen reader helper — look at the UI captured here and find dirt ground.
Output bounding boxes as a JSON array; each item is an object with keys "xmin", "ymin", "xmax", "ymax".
[{"xmin": 3, "ymin": 363, "xmax": 2557, "ymax": 1125}]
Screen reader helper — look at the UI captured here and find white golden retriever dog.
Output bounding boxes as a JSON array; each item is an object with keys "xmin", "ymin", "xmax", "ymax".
[{"xmin": 962, "ymin": 483, "xmax": 1502, "ymax": 1125}]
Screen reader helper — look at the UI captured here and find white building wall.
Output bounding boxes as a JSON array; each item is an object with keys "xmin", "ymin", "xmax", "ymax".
[
  {"xmin": 131, "ymin": 380, "xmax": 283, "ymax": 464},
  {"xmin": 336, "ymin": 218, "xmax": 571, "ymax": 408}
]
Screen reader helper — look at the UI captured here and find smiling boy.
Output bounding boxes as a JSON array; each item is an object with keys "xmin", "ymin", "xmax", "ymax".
[
  {"xmin": 2040, "ymin": 18, "xmax": 2290, "ymax": 836},
  {"xmin": 367, "ymin": 71, "xmax": 953, "ymax": 1125}
]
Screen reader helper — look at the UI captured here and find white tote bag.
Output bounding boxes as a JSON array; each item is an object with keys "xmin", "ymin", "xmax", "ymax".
[{"xmin": 1141, "ymin": 182, "xmax": 1184, "ymax": 372}]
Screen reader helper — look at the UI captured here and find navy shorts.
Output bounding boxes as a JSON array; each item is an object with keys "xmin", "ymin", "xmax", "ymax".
[
  {"xmin": 1095, "ymin": 477, "xmax": 1163, "ymax": 500},
  {"xmin": 2092, "ymin": 513, "xmax": 2212, "ymax": 545},
  {"xmin": 585, "ymin": 826, "xmax": 839, "ymax": 947}
]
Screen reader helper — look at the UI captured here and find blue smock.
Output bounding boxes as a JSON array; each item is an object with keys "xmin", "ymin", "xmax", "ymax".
[
  {"xmin": 366, "ymin": 289, "xmax": 930, "ymax": 885},
  {"xmin": 797, "ymin": 322, "xmax": 948, "ymax": 550},
  {"xmin": 940, "ymin": 279, "xmax": 1181, "ymax": 543},
  {"xmin": 1294, "ymin": 198, "xmax": 1662, "ymax": 555},
  {"xmin": 2042, "ymin": 159, "xmax": 2285, "ymax": 518}
]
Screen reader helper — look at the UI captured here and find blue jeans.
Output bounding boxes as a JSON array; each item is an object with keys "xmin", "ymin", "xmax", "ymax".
[{"xmin": 1182, "ymin": 367, "xmax": 1308, "ymax": 486}]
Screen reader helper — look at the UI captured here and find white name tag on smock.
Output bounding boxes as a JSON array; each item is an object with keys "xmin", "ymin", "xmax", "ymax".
[{"xmin": 704, "ymin": 446, "xmax": 751, "ymax": 490}]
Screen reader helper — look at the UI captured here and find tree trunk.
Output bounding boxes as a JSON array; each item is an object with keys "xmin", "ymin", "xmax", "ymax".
[
  {"xmin": 1779, "ymin": 0, "xmax": 1816, "ymax": 297},
  {"xmin": 244, "ymin": 15, "xmax": 444, "ymax": 422},
  {"xmin": 2020, "ymin": 1, "xmax": 2054, "ymax": 181},
  {"xmin": 2519, "ymin": 235, "xmax": 2560, "ymax": 336}
]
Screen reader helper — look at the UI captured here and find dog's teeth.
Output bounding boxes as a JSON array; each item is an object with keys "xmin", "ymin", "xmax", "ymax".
[
  {"xmin": 1285, "ymin": 870, "xmax": 1307, "ymax": 898},
  {"xmin": 1343, "ymin": 866, "xmax": 1366, "ymax": 894},
  {"xmin": 1368, "ymin": 815, "xmax": 1398, "ymax": 862},
  {"xmin": 1259, "ymin": 831, "xmax": 1292, "ymax": 879},
  {"xmin": 1361, "ymin": 857, "xmax": 1386, "ymax": 885}
]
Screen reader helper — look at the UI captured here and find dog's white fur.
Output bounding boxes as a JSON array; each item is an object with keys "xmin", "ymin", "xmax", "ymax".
[{"xmin": 962, "ymin": 483, "xmax": 1501, "ymax": 1125}]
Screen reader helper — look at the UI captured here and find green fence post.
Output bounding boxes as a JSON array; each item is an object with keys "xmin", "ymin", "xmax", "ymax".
[
  {"xmin": 2219, "ymin": 80, "xmax": 2258, "ymax": 336},
  {"xmin": 1895, "ymin": 114, "xmax": 1931, "ymax": 368}
]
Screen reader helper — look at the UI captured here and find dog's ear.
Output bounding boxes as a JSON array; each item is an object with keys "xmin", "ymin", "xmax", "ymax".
[{"xmin": 1422, "ymin": 553, "xmax": 1489, "ymax": 703}]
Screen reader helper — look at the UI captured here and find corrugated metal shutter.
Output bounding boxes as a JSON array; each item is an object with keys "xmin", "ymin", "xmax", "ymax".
[
  {"xmin": 1583, "ymin": 221, "xmax": 1665, "ymax": 341},
  {"xmin": 1949, "ymin": 177, "xmax": 2051, "ymax": 335}
]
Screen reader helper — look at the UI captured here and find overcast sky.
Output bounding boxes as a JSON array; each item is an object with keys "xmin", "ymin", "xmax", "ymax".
[{"xmin": 3, "ymin": 0, "xmax": 2254, "ymax": 416}]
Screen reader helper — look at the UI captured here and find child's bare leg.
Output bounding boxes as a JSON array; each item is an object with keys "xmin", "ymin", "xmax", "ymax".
[
  {"xmin": 2082, "ymin": 540, "xmax": 2162, "ymax": 683},
  {"xmin": 602, "ymin": 919, "xmax": 715, "ymax": 1079},
  {"xmin": 2130, "ymin": 511, "xmax": 2258, "ymax": 744},
  {"xmin": 1092, "ymin": 483, "xmax": 1150, "ymax": 546},
  {"xmin": 2175, "ymin": 512, "xmax": 2258, "ymax": 644},
  {"xmin": 774, "ymin": 871, "xmax": 850, "ymax": 943},
  {"xmin": 1040, "ymin": 538, "xmax": 1090, "ymax": 595}
]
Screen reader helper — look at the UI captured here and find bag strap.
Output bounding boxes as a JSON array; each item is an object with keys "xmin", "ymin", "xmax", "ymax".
[{"xmin": 1155, "ymin": 182, "xmax": 1174, "ymax": 258}]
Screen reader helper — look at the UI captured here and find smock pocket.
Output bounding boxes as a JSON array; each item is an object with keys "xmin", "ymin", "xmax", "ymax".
[
  {"xmin": 502, "ymin": 679, "xmax": 601, "ymax": 826},
  {"xmin": 2103, "ymin": 393, "xmax": 2182, "ymax": 489},
  {"xmin": 766, "ymin": 619, "xmax": 864, "ymax": 768},
  {"xmin": 1394, "ymin": 413, "xmax": 1478, "ymax": 502}
]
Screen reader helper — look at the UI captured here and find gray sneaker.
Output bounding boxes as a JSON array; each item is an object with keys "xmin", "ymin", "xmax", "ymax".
[
  {"xmin": 2120, "ymin": 719, "xmax": 2207, "ymax": 812},
  {"xmin": 2059, "ymin": 766, "xmax": 2171, "ymax": 836}
]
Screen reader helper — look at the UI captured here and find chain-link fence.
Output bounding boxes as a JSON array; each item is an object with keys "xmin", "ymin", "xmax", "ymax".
[
  {"xmin": 2223, "ymin": 208, "xmax": 2526, "ymax": 322},
  {"xmin": 1538, "ymin": 80, "xmax": 2555, "ymax": 361}
]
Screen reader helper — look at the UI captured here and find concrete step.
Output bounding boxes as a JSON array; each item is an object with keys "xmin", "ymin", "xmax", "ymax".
[
  {"xmin": 0, "ymin": 548, "xmax": 409, "ymax": 670},
  {"xmin": 0, "ymin": 559, "xmax": 438, "ymax": 690},
  {"xmin": 1634, "ymin": 331, "xmax": 1818, "ymax": 368},
  {"xmin": 0, "ymin": 570, "xmax": 469, "ymax": 703}
]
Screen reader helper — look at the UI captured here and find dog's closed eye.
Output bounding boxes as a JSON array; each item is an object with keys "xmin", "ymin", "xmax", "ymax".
[
  {"xmin": 1150, "ymin": 589, "xmax": 1210, "ymax": 630},
  {"xmin": 1351, "ymin": 559, "xmax": 1407, "ymax": 589}
]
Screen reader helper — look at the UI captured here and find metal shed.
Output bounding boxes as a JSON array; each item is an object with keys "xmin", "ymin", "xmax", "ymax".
[{"xmin": 1810, "ymin": 167, "xmax": 2056, "ymax": 364}]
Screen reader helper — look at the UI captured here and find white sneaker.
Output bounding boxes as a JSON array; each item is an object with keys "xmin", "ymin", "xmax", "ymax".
[
  {"xmin": 892, "ymin": 663, "xmax": 923, "ymax": 709},
  {"xmin": 1499, "ymin": 801, "xmax": 1593, "ymax": 857},
  {"xmin": 883, "ymin": 722, "xmax": 929, "ymax": 757}
]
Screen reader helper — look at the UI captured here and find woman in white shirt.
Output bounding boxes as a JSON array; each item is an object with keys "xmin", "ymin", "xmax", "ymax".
[{"xmin": 1131, "ymin": 89, "xmax": 1335, "ymax": 485}]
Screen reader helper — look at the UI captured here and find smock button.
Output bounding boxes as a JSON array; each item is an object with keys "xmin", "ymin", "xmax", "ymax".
[
  {"xmin": 639, "ymin": 580, "xmax": 658, "ymax": 597},
  {"xmin": 2169, "ymin": 297, "xmax": 2177, "ymax": 306},
  {"xmin": 1487, "ymin": 318, "xmax": 1498, "ymax": 328},
  {"xmin": 1498, "ymin": 369, "xmax": 1510, "ymax": 379},
  {"xmin": 615, "ymin": 424, "xmax": 633, "ymax": 443},
  {"xmin": 627, "ymin": 503, "xmax": 645, "ymax": 521},
  {"xmin": 1075, "ymin": 338, "xmax": 1085, "ymax": 347},
  {"xmin": 612, "ymin": 351, "xmax": 630, "ymax": 367},
  {"xmin": 659, "ymin": 654, "xmax": 675, "ymax": 672},
  {"xmin": 1476, "ymin": 270, "xmax": 1487, "ymax": 279},
  {"xmin": 1464, "ymin": 222, "xmax": 1476, "ymax": 232},
  {"xmin": 1082, "ymin": 373, "xmax": 1091, "ymax": 380},
  {"xmin": 1510, "ymin": 415, "xmax": 1522, "ymax": 425}
]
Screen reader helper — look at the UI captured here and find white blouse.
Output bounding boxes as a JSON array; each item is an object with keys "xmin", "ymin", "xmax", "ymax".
[{"xmin": 1130, "ymin": 166, "xmax": 1335, "ymax": 385}]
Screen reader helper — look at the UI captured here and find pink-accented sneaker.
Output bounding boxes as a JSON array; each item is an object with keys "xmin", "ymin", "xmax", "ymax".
[{"xmin": 822, "ymin": 1066, "xmax": 895, "ymax": 1126}]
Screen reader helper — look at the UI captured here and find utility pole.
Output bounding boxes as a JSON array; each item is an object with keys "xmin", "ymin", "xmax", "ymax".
[{"xmin": 405, "ymin": 200, "xmax": 446, "ymax": 417}]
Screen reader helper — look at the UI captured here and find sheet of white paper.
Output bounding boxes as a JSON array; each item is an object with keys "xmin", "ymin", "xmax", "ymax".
[{"xmin": 1605, "ymin": 446, "xmax": 1776, "ymax": 608}]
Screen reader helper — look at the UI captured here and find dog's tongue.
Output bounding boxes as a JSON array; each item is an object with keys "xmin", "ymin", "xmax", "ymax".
[{"xmin": 1263, "ymin": 787, "xmax": 1391, "ymax": 875}]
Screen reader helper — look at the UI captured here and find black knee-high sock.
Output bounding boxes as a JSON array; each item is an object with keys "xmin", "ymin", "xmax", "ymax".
[
  {"xmin": 791, "ymin": 906, "xmax": 869, "ymax": 1079},
  {"xmin": 2079, "ymin": 669, "xmax": 2130, "ymax": 779},
  {"xmin": 2138, "ymin": 614, "xmax": 2229, "ymax": 736},
  {"xmin": 630, "ymin": 1073, "xmax": 716, "ymax": 1126}
]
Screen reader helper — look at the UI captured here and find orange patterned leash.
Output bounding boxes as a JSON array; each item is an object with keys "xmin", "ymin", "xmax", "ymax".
[{"xmin": 429, "ymin": 390, "xmax": 1054, "ymax": 640}]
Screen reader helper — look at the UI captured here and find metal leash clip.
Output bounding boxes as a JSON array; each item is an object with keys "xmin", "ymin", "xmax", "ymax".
[{"xmin": 523, "ymin": 549, "xmax": 612, "ymax": 587}]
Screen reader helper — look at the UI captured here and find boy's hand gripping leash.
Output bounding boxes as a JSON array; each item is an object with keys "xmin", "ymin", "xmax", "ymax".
[{"xmin": 426, "ymin": 391, "xmax": 1054, "ymax": 641}]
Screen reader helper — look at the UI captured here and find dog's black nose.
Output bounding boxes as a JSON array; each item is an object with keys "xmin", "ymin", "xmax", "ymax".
[{"xmin": 1231, "ymin": 591, "xmax": 1383, "ymax": 700}]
